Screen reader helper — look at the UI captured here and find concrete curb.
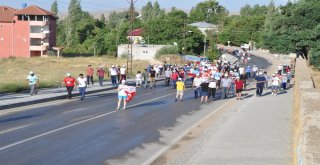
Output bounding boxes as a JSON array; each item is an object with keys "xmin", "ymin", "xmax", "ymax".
[
  {"xmin": 0, "ymin": 78, "xmax": 164, "ymax": 111},
  {"xmin": 294, "ymin": 58, "xmax": 320, "ymax": 165}
]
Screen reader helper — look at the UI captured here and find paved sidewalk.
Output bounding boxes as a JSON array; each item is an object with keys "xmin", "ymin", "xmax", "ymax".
[
  {"xmin": 0, "ymin": 81, "xmax": 118, "ymax": 110},
  {"xmin": 0, "ymin": 78, "xmax": 163, "ymax": 110}
]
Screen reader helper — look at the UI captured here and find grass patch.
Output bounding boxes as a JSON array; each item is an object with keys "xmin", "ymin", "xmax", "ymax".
[
  {"xmin": 311, "ymin": 68, "xmax": 320, "ymax": 88},
  {"xmin": 0, "ymin": 56, "xmax": 148, "ymax": 93}
]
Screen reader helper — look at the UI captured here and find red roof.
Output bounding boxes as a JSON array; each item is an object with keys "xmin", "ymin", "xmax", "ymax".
[
  {"xmin": 128, "ymin": 28, "xmax": 144, "ymax": 36},
  {"xmin": 0, "ymin": 6, "xmax": 17, "ymax": 22},
  {"xmin": 14, "ymin": 5, "xmax": 55, "ymax": 16}
]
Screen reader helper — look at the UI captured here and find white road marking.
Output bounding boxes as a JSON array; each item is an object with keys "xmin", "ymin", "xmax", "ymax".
[
  {"xmin": 0, "ymin": 110, "xmax": 117, "ymax": 151},
  {"xmin": 0, "ymin": 91, "xmax": 178, "ymax": 151},
  {"xmin": 0, "ymin": 123, "xmax": 35, "ymax": 135}
]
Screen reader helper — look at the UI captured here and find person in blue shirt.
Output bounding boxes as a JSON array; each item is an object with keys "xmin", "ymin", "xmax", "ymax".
[
  {"xmin": 26, "ymin": 71, "xmax": 39, "ymax": 96},
  {"xmin": 246, "ymin": 66, "xmax": 252, "ymax": 78},
  {"xmin": 255, "ymin": 72, "xmax": 266, "ymax": 96}
]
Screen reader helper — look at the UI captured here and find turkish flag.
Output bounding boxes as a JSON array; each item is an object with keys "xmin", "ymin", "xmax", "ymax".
[{"xmin": 124, "ymin": 86, "xmax": 136, "ymax": 102}]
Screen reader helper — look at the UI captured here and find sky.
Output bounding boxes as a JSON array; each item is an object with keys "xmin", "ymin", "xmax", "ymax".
[{"xmin": 0, "ymin": 0, "xmax": 289, "ymax": 13}]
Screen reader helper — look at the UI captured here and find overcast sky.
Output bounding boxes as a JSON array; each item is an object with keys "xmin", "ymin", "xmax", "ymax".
[{"xmin": 1, "ymin": 0, "xmax": 289, "ymax": 12}]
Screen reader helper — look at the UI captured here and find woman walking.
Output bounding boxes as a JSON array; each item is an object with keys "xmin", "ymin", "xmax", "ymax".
[{"xmin": 117, "ymin": 80, "xmax": 128, "ymax": 110}]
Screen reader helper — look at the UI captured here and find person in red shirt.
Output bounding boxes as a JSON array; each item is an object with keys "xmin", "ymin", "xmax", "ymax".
[
  {"xmin": 86, "ymin": 65, "xmax": 94, "ymax": 86},
  {"xmin": 171, "ymin": 70, "xmax": 179, "ymax": 89},
  {"xmin": 96, "ymin": 66, "xmax": 106, "ymax": 86},
  {"xmin": 62, "ymin": 73, "xmax": 76, "ymax": 100},
  {"xmin": 235, "ymin": 76, "xmax": 244, "ymax": 100}
]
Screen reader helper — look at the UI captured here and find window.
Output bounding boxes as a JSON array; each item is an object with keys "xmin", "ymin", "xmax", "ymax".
[
  {"xmin": 18, "ymin": 15, "xmax": 29, "ymax": 21},
  {"xmin": 37, "ymin": 16, "xmax": 43, "ymax": 21},
  {"xmin": 44, "ymin": 16, "xmax": 48, "ymax": 21},
  {"xmin": 29, "ymin": 15, "xmax": 35, "ymax": 21}
]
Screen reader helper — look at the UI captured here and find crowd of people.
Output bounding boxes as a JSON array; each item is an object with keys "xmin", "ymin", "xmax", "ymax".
[{"xmin": 26, "ymin": 48, "xmax": 294, "ymax": 110}]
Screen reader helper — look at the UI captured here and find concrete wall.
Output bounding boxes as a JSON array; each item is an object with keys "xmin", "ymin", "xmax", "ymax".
[
  {"xmin": 14, "ymin": 16, "xmax": 30, "ymax": 58},
  {"xmin": 117, "ymin": 44, "xmax": 166, "ymax": 60},
  {"xmin": 294, "ymin": 58, "xmax": 320, "ymax": 165},
  {"xmin": 0, "ymin": 22, "xmax": 13, "ymax": 57}
]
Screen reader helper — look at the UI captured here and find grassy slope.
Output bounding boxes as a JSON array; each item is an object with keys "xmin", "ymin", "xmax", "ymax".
[{"xmin": 0, "ymin": 56, "xmax": 149, "ymax": 93}]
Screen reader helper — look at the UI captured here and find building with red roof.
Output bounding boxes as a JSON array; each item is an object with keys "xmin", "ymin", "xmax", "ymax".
[
  {"xmin": 0, "ymin": 5, "xmax": 57, "ymax": 58},
  {"xmin": 127, "ymin": 28, "xmax": 144, "ymax": 44}
]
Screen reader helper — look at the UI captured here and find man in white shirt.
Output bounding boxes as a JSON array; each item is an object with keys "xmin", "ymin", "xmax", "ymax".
[
  {"xmin": 271, "ymin": 74, "xmax": 280, "ymax": 95},
  {"xmin": 252, "ymin": 65, "xmax": 259, "ymax": 78},
  {"xmin": 193, "ymin": 74, "xmax": 203, "ymax": 98},
  {"xmin": 77, "ymin": 74, "xmax": 87, "ymax": 100},
  {"xmin": 109, "ymin": 65, "xmax": 118, "ymax": 86},
  {"xmin": 239, "ymin": 66, "xmax": 245, "ymax": 75},
  {"xmin": 120, "ymin": 65, "xmax": 127, "ymax": 83},
  {"xmin": 164, "ymin": 68, "xmax": 172, "ymax": 86}
]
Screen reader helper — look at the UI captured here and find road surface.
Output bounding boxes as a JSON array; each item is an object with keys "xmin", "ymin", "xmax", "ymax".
[{"xmin": 0, "ymin": 54, "xmax": 288, "ymax": 165}]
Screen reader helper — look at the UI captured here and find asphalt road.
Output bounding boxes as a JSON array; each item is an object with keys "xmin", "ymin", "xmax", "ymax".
[{"xmin": 0, "ymin": 54, "xmax": 271, "ymax": 165}]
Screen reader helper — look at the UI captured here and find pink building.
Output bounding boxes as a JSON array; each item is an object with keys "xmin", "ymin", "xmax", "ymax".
[{"xmin": 0, "ymin": 5, "xmax": 57, "ymax": 58}]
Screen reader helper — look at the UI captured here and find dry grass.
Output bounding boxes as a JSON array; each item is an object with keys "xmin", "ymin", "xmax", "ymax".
[
  {"xmin": 0, "ymin": 56, "xmax": 149, "ymax": 93},
  {"xmin": 311, "ymin": 68, "xmax": 320, "ymax": 88}
]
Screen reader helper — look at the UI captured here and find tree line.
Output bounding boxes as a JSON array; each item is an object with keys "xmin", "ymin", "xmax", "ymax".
[{"xmin": 52, "ymin": 0, "xmax": 320, "ymax": 68}]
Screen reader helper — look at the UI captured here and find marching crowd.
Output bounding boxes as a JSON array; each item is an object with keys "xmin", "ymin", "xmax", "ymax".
[{"xmin": 26, "ymin": 49, "xmax": 294, "ymax": 110}]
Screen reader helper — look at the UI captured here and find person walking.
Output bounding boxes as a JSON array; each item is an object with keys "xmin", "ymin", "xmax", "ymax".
[
  {"xmin": 235, "ymin": 76, "xmax": 244, "ymax": 100},
  {"xmin": 200, "ymin": 80, "xmax": 210, "ymax": 104},
  {"xmin": 221, "ymin": 74, "xmax": 231, "ymax": 99},
  {"xmin": 240, "ymin": 72, "xmax": 248, "ymax": 90},
  {"xmin": 255, "ymin": 72, "xmax": 266, "ymax": 96},
  {"xmin": 86, "ymin": 65, "xmax": 94, "ymax": 86},
  {"xmin": 171, "ymin": 70, "xmax": 179, "ymax": 89},
  {"xmin": 62, "ymin": 73, "xmax": 76, "ymax": 100},
  {"xmin": 246, "ymin": 66, "xmax": 252, "ymax": 78},
  {"xmin": 208, "ymin": 78, "xmax": 217, "ymax": 99},
  {"xmin": 252, "ymin": 65, "xmax": 259, "ymax": 78},
  {"xmin": 175, "ymin": 78, "xmax": 185, "ymax": 102},
  {"xmin": 149, "ymin": 67, "xmax": 156, "ymax": 89},
  {"xmin": 281, "ymin": 73, "xmax": 288, "ymax": 90},
  {"xmin": 164, "ymin": 68, "xmax": 172, "ymax": 86},
  {"xmin": 271, "ymin": 74, "xmax": 280, "ymax": 95},
  {"xmin": 109, "ymin": 65, "xmax": 118, "ymax": 86},
  {"xmin": 26, "ymin": 71, "xmax": 39, "ymax": 96},
  {"xmin": 142, "ymin": 69, "xmax": 148, "ymax": 88},
  {"xmin": 117, "ymin": 80, "xmax": 128, "ymax": 110},
  {"xmin": 135, "ymin": 71, "xmax": 143, "ymax": 87},
  {"xmin": 120, "ymin": 65, "xmax": 127, "ymax": 83},
  {"xmin": 193, "ymin": 74, "xmax": 202, "ymax": 98},
  {"xmin": 97, "ymin": 66, "xmax": 106, "ymax": 86},
  {"xmin": 117, "ymin": 65, "xmax": 121, "ymax": 83},
  {"xmin": 77, "ymin": 73, "xmax": 87, "ymax": 100}
]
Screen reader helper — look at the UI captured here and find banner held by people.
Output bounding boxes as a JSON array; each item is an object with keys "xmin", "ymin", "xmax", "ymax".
[{"xmin": 125, "ymin": 86, "xmax": 136, "ymax": 102}]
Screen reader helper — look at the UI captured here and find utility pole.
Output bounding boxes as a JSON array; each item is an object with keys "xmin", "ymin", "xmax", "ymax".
[{"xmin": 127, "ymin": 0, "xmax": 137, "ymax": 75}]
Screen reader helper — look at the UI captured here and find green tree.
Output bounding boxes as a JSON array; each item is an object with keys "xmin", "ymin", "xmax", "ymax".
[
  {"xmin": 65, "ymin": 0, "xmax": 82, "ymax": 48},
  {"xmin": 152, "ymin": 1, "xmax": 165, "ymax": 18},
  {"xmin": 51, "ymin": 0, "xmax": 58, "ymax": 15},
  {"xmin": 100, "ymin": 14, "xmax": 106, "ymax": 23},
  {"xmin": 141, "ymin": 1, "xmax": 153, "ymax": 21},
  {"xmin": 189, "ymin": 0, "xmax": 228, "ymax": 24}
]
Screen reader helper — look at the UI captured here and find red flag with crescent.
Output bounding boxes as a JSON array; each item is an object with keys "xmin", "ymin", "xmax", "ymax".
[{"xmin": 124, "ymin": 86, "xmax": 136, "ymax": 102}]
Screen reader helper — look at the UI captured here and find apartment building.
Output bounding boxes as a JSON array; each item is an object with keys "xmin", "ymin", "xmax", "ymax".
[{"xmin": 0, "ymin": 5, "xmax": 56, "ymax": 58}]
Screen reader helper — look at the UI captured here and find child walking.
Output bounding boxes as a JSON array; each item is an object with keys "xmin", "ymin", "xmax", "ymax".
[
  {"xmin": 175, "ymin": 78, "xmax": 185, "ymax": 102},
  {"xmin": 135, "ymin": 71, "xmax": 142, "ymax": 87}
]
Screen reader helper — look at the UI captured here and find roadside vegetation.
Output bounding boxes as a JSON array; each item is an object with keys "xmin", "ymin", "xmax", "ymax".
[{"xmin": 0, "ymin": 57, "xmax": 147, "ymax": 93}]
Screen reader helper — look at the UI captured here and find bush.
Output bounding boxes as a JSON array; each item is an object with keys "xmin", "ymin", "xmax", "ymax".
[
  {"xmin": 0, "ymin": 83, "xmax": 27, "ymax": 93},
  {"xmin": 155, "ymin": 46, "xmax": 179, "ymax": 59},
  {"xmin": 310, "ymin": 48, "xmax": 320, "ymax": 70}
]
